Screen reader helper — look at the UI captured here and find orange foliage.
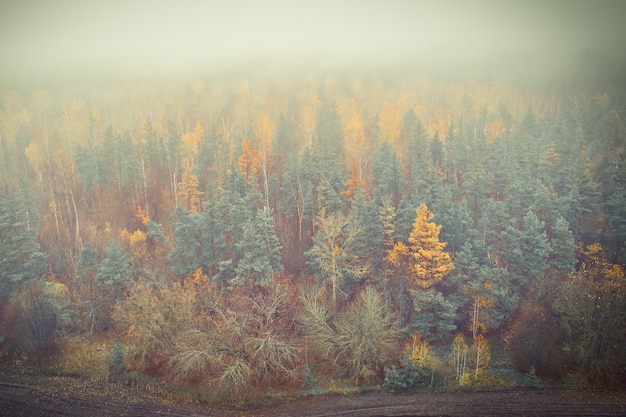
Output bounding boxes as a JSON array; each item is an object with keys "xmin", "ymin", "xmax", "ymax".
[
  {"xmin": 342, "ymin": 159, "xmax": 368, "ymax": 198},
  {"xmin": 136, "ymin": 205, "xmax": 150, "ymax": 225},
  {"xmin": 177, "ymin": 165, "xmax": 203, "ymax": 212},
  {"xmin": 406, "ymin": 204, "xmax": 454, "ymax": 290},
  {"xmin": 238, "ymin": 136, "xmax": 261, "ymax": 180}
]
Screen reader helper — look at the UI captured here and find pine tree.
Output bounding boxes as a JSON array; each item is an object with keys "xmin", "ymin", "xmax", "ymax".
[
  {"xmin": 371, "ymin": 141, "xmax": 401, "ymax": 204},
  {"xmin": 348, "ymin": 190, "xmax": 383, "ymax": 274},
  {"xmin": 549, "ymin": 216, "xmax": 576, "ymax": 274},
  {"xmin": 96, "ymin": 243, "xmax": 131, "ymax": 287},
  {"xmin": 504, "ymin": 208, "xmax": 550, "ymax": 286},
  {"xmin": 0, "ymin": 188, "xmax": 47, "ymax": 299},
  {"xmin": 168, "ymin": 206, "xmax": 205, "ymax": 277},
  {"xmin": 411, "ymin": 288, "xmax": 457, "ymax": 341},
  {"xmin": 233, "ymin": 208, "xmax": 283, "ymax": 288}
]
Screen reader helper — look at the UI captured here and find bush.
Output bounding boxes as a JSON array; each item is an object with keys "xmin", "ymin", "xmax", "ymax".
[
  {"xmin": 383, "ymin": 366, "xmax": 422, "ymax": 392},
  {"xmin": 519, "ymin": 366, "xmax": 543, "ymax": 388},
  {"xmin": 507, "ymin": 301, "xmax": 567, "ymax": 380},
  {"xmin": 2, "ymin": 280, "xmax": 73, "ymax": 359},
  {"xmin": 108, "ymin": 342, "xmax": 126, "ymax": 376},
  {"xmin": 299, "ymin": 286, "xmax": 402, "ymax": 382}
]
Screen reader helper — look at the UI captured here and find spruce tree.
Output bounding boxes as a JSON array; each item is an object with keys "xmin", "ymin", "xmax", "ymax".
[
  {"xmin": 168, "ymin": 206, "xmax": 205, "ymax": 277},
  {"xmin": 233, "ymin": 208, "xmax": 283, "ymax": 288},
  {"xmin": 549, "ymin": 216, "xmax": 576, "ymax": 274},
  {"xmin": 0, "ymin": 188, "xmax": 47, "ymax": 299},
  {"xmin": 96, "ymin": 243, "xmax": 131, "ymax": 287}
]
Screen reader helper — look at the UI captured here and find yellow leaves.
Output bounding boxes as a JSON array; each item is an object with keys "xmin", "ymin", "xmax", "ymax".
[
  {"xmin": 299, "ymin": 105, "xmax": 317, "ymax": 150},
  {"xmin": 378, "ymin": 102, "xmax": 401, "ymax": 145},
  {"xmin": 338, "ymin": 98, "xmax": 371, "ymax": 197},
  {"xmin": 253, "ymin": 111, "xmax": 275, "ymax": 152},
  {"xmin": 187, "ymin": 267, "xmax": 209, "ymax": 290},
  {"xmin": 180, "ymin": 122, "xmax": 203, "ymax": 167},
  {"xmin": 450, "ymin": 333, "xmax": 469, "ymax": 386},
  {"xmin": 452, "ymin": 333, "xmax": 469, "ymax": 353},
  {"xmin": 24, "ymin": 141, "xmax": 45, "ymax": 173},
  {"xmin": 430, "ymin": 107, "xmax": 452, "ymax": 142},
  {"xmin": 469, "ymin": 295, "xmax": 494, "ymax": 338},
  {"xmin": 470, "ymin": 334, "xmax": 491, "ymax": 379},
  {"xmin": 1, "ymin": 91, "xmax": 31, "ymax": 150},
  {"xmin": 60, "ymin": 99, "xmax": 89, "ymax": 145},
  {"xmin": 486, "ymin": 119, "xmax": 506, "ymax": 143},
  {"xmin": 178, "ymin": 165, "xmax": 203, "ymax": 212},
  {"xmin": 385, "ymin": 204, "xmax": 454, "ymax": 290},
  {"xmin": 238, "ymin": 136, "xmax": 262, "ymax": 179},
  {"xmin": 387, "ymin": 241, "xmax": 409, "ymax": 268},
  {"xmin": 406, "ymin": 332, "xmax": 430, "ymax": 369},
  {"xmin": 129, "ymin": 230, "xmax": 147, "ymax": 246},
  {"xmin": 43, "ymin": 281, "xmax": 71, "ymax": 309},
  {"xmin": 120, "ymin": 227, "xmax": 131, "ymax": 242},
  {"xmin": 606, "ymin": 264, "xmax": 625, "ymax": 286},
  {"xmin": 404, "ymin": 203, "xmax": 454, "ymax": 290},
  {"xmin": 596, "ymin": 92, "xmax": 610, "ymax": 108},
  {"xmin": 582, "ymin": 242, "xmax": 604, "ymax": 264},
  {"xmin": 121, "ymin": 227, "xmax": 148, "ymax": 262},
  {"xmin": 539, "ymin": 145, "xmax": 560, "ymax": 168},
  {"xmin": 121, "ymin": 227, "xmax": 147, "ymax": 247},
  {"xmin": 136, "ymin": 205, "xmax": 150, "ymax": 225}
]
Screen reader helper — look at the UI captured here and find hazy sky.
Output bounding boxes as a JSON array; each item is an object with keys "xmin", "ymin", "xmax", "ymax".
[{"xmin": 1, "ymin": 0, "xmax": 625, "ymax": 80}]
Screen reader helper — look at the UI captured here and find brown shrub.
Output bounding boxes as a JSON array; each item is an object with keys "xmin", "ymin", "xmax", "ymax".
[{"xmin": 506, "ymin": 301, "xmax": 568, "ymax": 380}]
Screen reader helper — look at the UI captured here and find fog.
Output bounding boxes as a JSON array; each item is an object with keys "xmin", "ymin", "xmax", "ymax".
[{"xmin": 1, "ymin": 0, "xmax": 625, "ymax": 82}]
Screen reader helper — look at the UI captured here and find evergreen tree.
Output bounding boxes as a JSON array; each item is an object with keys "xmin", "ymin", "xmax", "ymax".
[
  {"xmin": 348, "ymin": 190, "xmax": 383, "ymax": 275},
  {"xmin": 371, "ymin": 141, "xmax": 401, "ymax": 204},
  {"xmin": 168, "ymin": 206, "xmax": 205, "ymax": 277},
  {"xmin": 605, "ymin": 187, "xmax": 626, "ymax": 264},
  {"xmin": 0, "ymin": 188, "xmax": 47, "ymax": 299},
  {"xmin": 96, "ymin": 243, "xmax": 131, "ymax": 287},
  {"xmin": 430, "ymin": 132, "xmax": 444, "ymax": 170},
  {"xmin": 316, "ymin": 177, "xmax": 343, "ymax": 213},
  {"xmin": 311, "ymin": 101, "xmax": 345, "ymax": 192},
  {"xmin": 233, "ymin": 208, "xmax": 283, "ymax": 288},
  {"xmin": 520, "ymin": 209, "xmax": 550, "ymax": 281},
  {"xmin": 411, "ymin": 288, "xmax": 457, "ymax": 342},
  {"xmin": 77, "ymin": 243, "xmax": 99, "ymax": 281},
  {"xmin": 389, "ymin": 203, "xmax": 454, "ymax": 290},
  {"xmin": 200, "ymin": 197, "xmax": 227, "ymax": 278},
  {"xmin": 387, "ymin": 203, "xmax": 455, "ymax": 337},
  {"xmin": 379, "ymin": 195, "xmax": 396, "ymax": 253},
  {"xmin": 394, "ymin": 197, "xmax": 416, "ymax": 243},
  {"xmin": 549, "ymin": 216, "xmax": 576, "ymax": 274}
]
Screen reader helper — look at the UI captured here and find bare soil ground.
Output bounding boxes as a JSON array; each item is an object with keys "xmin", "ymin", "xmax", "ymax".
[{"xmin": 1, "ymin": 367, "xmax": 624, "ymax": 417}]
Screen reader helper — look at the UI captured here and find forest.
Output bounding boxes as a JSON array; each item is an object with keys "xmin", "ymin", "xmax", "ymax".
[{"xmin": 0, "ymin": 69, "xmax": 625, "ymax": 401}]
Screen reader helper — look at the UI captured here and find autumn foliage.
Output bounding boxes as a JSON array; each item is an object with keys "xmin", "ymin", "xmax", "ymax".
[{"xmin": 0, "ymin": 71, "xmax": 624, "ymax": 396}]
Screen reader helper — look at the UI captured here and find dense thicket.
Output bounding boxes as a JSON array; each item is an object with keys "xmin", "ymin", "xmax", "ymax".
[{"xmin": 0, "ymin": 74, "xmax": 624, "ymax": 391}]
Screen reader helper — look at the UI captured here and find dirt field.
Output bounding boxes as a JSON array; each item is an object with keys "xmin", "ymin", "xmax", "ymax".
[{"xmin": 1, "ymin": 368, "xmax": 624, "ymax": 417}]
